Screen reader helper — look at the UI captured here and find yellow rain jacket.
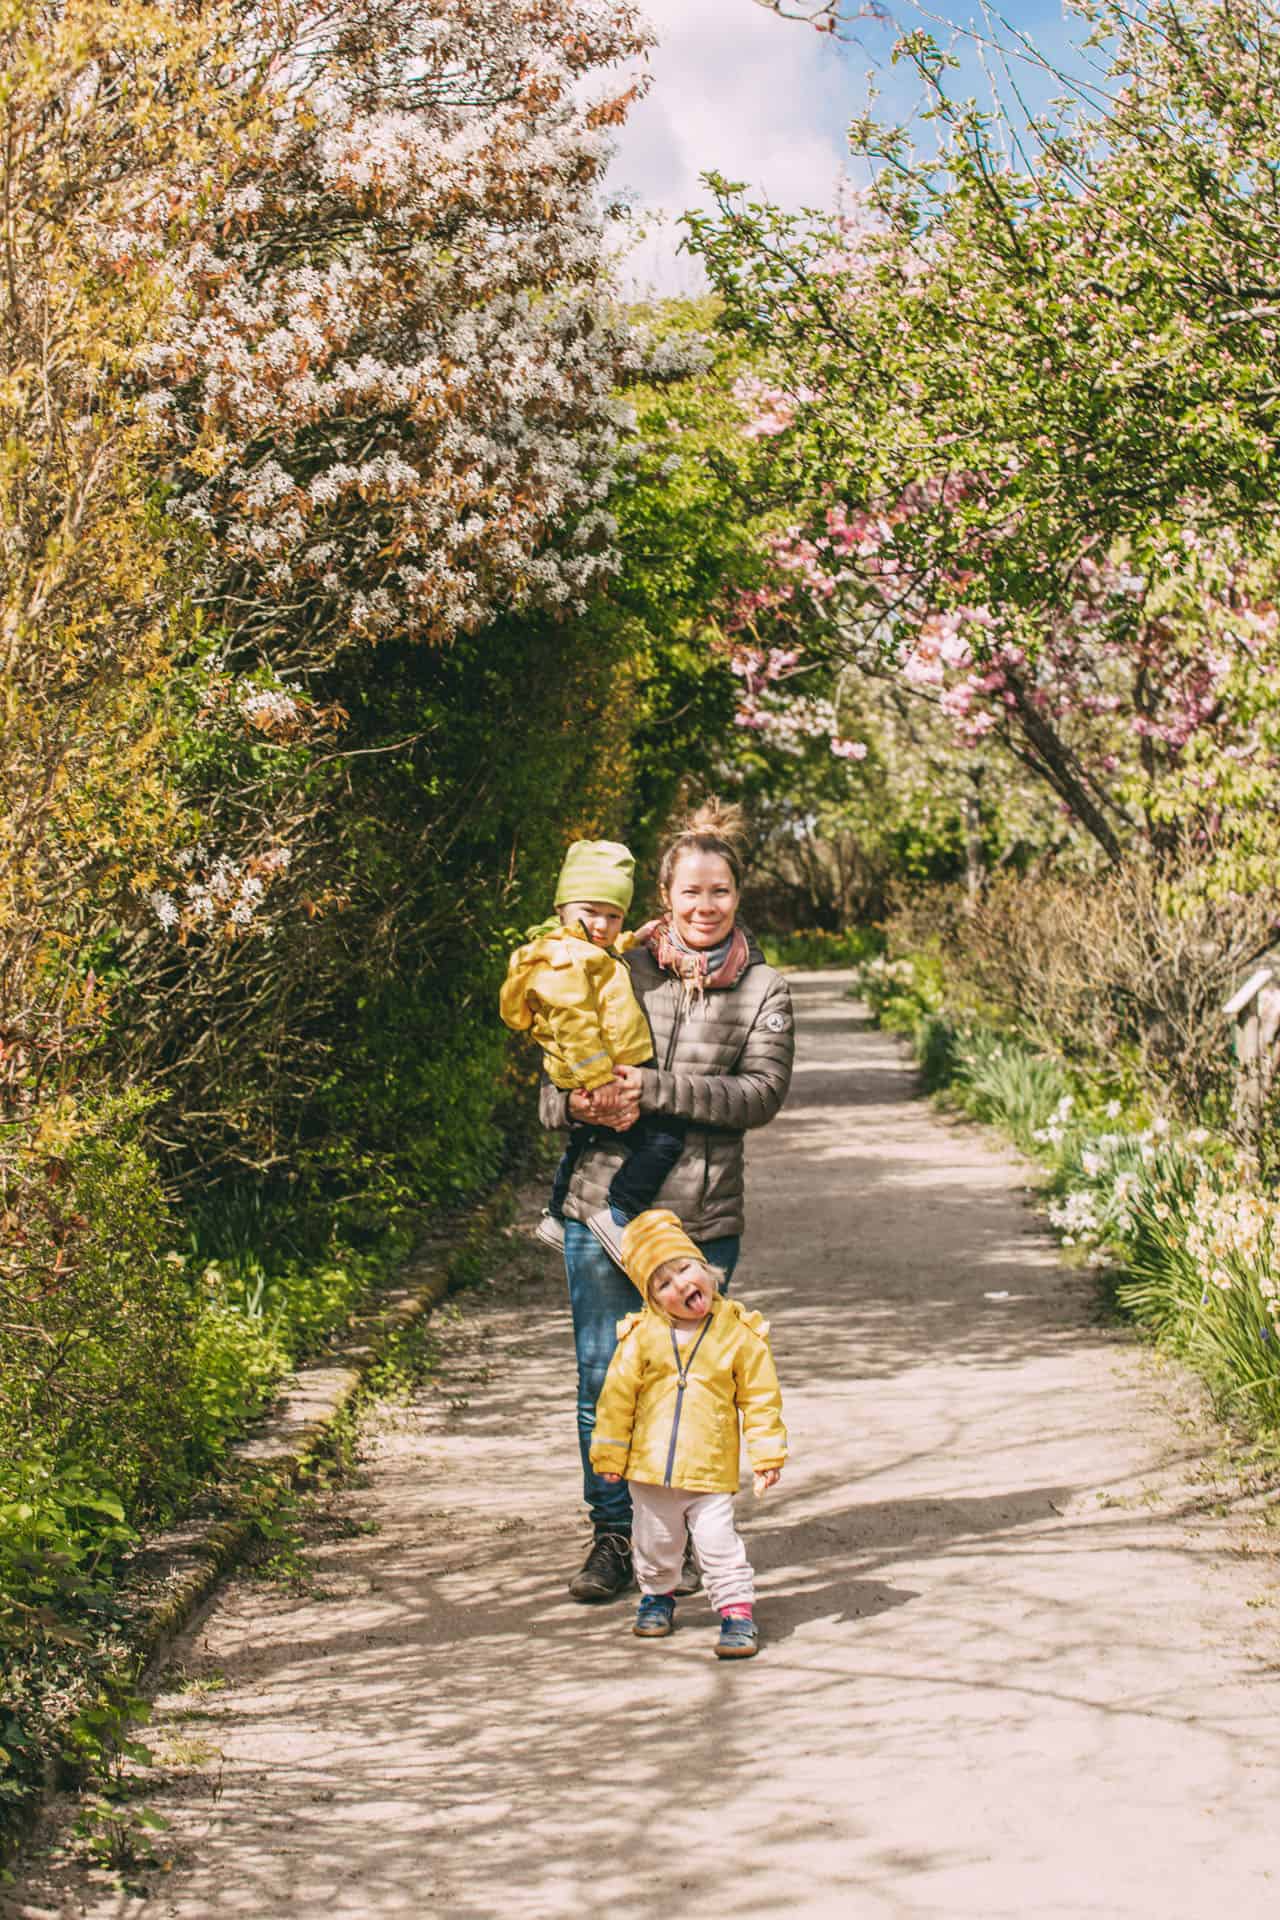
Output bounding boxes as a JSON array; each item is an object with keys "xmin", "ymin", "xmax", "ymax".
[
  {"xmin": 589, "ymin": 1294, "xmax": 787, "ymax": 1495},
  {"xmin": 499, "ymin": 917, "xmax": 653, "ymax": 1093}
]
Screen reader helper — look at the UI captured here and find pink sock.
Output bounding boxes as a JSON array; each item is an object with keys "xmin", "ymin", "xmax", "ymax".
[{"xmin": 720, "ymin": 1604, "xmax": 754, "ymax": 1621}]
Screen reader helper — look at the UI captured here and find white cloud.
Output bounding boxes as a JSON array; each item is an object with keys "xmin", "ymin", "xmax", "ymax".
[
  {"xmin": 609, "ymin": 0, "xmax": 857, "ymax": 293},
  {"xmin": 606, "ymin": 0, "xmax": 1098, "ymax": 293}
]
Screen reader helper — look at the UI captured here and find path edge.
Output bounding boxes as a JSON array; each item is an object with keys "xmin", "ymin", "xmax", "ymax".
[{"xmin": 3, "ymin": 1183, "xmax": 519, "ymax": 1870}]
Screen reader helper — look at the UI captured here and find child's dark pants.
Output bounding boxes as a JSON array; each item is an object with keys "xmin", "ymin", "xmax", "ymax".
[{"xmin": 550, "ymin": 1111, "xmax": 687, "ymax": 1223}]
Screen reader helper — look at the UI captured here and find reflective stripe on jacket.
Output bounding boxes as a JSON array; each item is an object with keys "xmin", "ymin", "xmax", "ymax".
[
  {"xmin": 589, "ymin": 1294, "xmax": 787, "ymax": 1495},
  {"xmin": 499, "ymin": 920, "xmax": 653, "ymax": 1092}
]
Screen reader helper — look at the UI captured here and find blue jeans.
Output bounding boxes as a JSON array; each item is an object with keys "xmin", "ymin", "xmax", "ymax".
[{"xmin": 563, "ymin": 1220, "xmax": 740, "ymax": 1534}]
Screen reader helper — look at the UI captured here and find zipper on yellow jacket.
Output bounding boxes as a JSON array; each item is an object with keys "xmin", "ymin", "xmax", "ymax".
[{"xmin": 662, "ymin": 1317, "xmax": 712, "ymax": 1487}]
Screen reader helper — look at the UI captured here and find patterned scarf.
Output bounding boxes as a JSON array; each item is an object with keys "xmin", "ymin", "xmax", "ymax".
[{"xmin": 641, "ymin": 916, "xmax": 751, "ymax": 1009}]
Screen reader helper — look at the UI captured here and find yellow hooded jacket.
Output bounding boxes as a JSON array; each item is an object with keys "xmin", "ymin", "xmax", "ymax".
[
  {"xmin": 589, "ymin": 1294, "xmax": 787, "ymax": 1495},
  {"xmin": 499, "ymin": 918, "xmax": 653, "ymax": 1093}
]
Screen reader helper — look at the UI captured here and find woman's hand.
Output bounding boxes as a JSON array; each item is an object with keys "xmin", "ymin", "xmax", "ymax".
[
  {"xmin": 753, "ymin": 1467, "xmax": 782, "ymax": 1495},
  {"xmin": 608, "ymin": 1064, "xmax": 644, "ymax": 1127},
  {"xmin": 600, "ymin": 1471, "xmax": 622, "ymax": 1484},
  {"xmin": 571, "ymin": 1071, "xmax": 642, "ymax": 1131}
]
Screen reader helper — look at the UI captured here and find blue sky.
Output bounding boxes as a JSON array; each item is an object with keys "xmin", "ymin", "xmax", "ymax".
[{"xmin": 610, "ymin": 0, "xmax": 1109, "ymax": 292}]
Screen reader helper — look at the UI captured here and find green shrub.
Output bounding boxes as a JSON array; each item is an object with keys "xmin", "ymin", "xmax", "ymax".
[
  {"xmin": 0, "ymin": 1091, "xmax": 193, "ymax": 1515},
  {"xmin": 0, "ymin": 1444, "xmax": 142, "ymax": 1826},
  {"xmin": 953, "ymin": 1030, "xmax": 1075, "ymax": 1156},
  {"xmin": 916, "ymin": 1014, "xmax": 960, "ymax": 1094},
  {"xmin": 1120, "ymin": 1165, "xmax": 1280, "ymax": 1430},
  {"xmin": 759, "ymin": 926, "xmax": 883, "ymax": 970},
  {"xmin": 0, "ymin": 1450, "xmax": 136, "ymax": 1653}
]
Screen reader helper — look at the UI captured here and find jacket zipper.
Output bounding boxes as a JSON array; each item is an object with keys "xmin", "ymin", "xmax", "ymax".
[
  {"xmin": 662, "ymin": 976, "xmax": 685, "ymax": 1071},
  {"xmin": 663, "ymin": 1318, "xmax": 712, "ymax": 1487}
]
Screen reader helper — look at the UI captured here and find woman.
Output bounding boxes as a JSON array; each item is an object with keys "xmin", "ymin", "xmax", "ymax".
[{"xmin": 540, "ymin": 800, "xmax": 795, "ymax": 1601}]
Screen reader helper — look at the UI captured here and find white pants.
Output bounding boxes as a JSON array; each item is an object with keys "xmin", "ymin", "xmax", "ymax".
[{"xmin": 630, "ymin": 1483, "xmax": 754, "ymax": 1612}]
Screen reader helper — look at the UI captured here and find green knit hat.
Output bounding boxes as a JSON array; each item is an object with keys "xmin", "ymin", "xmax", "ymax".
[{"xmin": 554, "ymin": 839, "xmax": 635, "ymax": 914}]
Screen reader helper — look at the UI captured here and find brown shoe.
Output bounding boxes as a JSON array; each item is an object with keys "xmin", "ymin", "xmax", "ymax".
[{"xmin": 568, "ymin": 1531, "xmax": 633, "ymax": 1602}]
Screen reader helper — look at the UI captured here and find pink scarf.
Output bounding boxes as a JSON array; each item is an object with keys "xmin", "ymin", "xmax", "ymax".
[{"xmin": 639, "ymin": 917, "xmax": 751, "ymax": 1007}]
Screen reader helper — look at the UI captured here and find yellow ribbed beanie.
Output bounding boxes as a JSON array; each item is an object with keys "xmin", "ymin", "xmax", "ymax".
[
  {"xmin": 621, "ymin": 1208, "xmax": 703, "ymax": 1295},
  {"xmin": 554, "ymin": 840, "xmax": 635, "ymax": 914}
]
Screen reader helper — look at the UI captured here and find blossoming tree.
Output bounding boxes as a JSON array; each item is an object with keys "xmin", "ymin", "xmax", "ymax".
[
  {"xmin": 151, "ymin": 0, "xmax": 652, "ymax": 657},
  {"xmin": 3, "ymin": 0, "xmax": 661, "ymax": 1189},
  {"xmin": 689, "ymin": 0, "xmax": 1280, "ymax": 886}
]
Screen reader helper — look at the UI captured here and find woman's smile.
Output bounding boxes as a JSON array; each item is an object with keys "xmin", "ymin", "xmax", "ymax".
[{"xmin": 666, "ymin": 849, "xmax": 740, "ymax": 950}]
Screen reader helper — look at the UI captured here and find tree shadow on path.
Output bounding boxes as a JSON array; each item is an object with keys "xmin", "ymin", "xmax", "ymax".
[{"xmin": 15, "ymin": 970, "xmax": 1280, "ymax": 1920}]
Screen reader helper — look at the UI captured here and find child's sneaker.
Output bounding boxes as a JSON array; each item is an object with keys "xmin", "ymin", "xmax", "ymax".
[
  {"xmin": 534, "ymin": 1210, "xmax": 565, "ymax": 1251},
  {"xmin": 715, "ymin": 1613, "xmax": 758, "ymax": 1659},
  {"xmin": 585, "ymin": 1207, "xmax": 626, "ymax": 1267},
  {"xmin": 633, "ymin": 1594, "xmax": 676, "ymax": 1638}
]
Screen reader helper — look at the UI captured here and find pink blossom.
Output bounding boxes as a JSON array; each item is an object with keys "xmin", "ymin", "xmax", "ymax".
[
  {"xmin": 903, "ymin": 648, "xmax": 945, "ymax": 688},
  {"xmin": 732, "ymin": 374, "xmax": 815, "ymax": 439}
]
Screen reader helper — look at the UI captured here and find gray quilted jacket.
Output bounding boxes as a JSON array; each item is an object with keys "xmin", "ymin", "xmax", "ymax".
[{"xmin": 539, "ymin": 930, "xmax": 795, "ymax": 1242}]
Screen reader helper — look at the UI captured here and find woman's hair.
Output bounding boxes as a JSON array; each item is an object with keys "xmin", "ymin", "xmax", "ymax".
[
  {"xmin": 647, "ymin": 1255, "xmax": 726, "ymax": 1309},
  {"xmin": 657, "ymin": 795, "xmax": 745, "ymax": 898}
]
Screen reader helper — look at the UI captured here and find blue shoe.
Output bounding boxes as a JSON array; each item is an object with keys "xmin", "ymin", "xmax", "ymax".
[
  {"xmin": 633, "ymin": 1594, "xmax": 676, "ymax": 1639},
  {"xmin": 715, "ymin": 1613, "xmax": 758, "ymax": 1659}
]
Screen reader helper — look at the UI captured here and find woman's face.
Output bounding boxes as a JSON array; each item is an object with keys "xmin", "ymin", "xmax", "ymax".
[{"xmin": 665, "ymin": 850, "xmax": 739, "ymax": 950}]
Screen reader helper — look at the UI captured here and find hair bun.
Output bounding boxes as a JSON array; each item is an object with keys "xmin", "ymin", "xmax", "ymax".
[
  {"xmin": 682, "ymin": 795, "xmax": 745, "ymax": 848},
  {"xmin": 657, "ymin": 791, "xmax": 748, "ymax": 895}
]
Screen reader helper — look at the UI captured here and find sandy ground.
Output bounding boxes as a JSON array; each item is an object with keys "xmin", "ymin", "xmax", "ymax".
[{"xmin": 12, "ymin": 970, "xmax": 1280, "ymax": 1919}]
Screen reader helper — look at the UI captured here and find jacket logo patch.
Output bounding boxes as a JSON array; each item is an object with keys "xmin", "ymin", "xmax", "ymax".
[{"xmin": 764, "ymin": 1011, "xmax": 790, "ymax": 1032}]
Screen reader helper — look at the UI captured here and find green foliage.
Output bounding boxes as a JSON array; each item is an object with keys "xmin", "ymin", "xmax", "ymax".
[
  {"xmin": 68, "ymin": 1686, "xmax": 169, "ymax": 1882},
  {"xmin": 0, "ymin": 1108, "xmax": 408, "ymax": 1844},
  {"xmin": 951, "ymin": 1030, "xmax": 1075, "ymax": 1157},
  {"xmin": 0, "ymin": 1091, "xmax": 191, "ymax": 1513},
  {"xmin": 611, "ymin": 302, "xmax": 767, "ymax": 861},
  {"xmin": 0, "ymin": 1452, "xmax": 135, "ymax": 1664},
  {"xmin": 757, "ymin": 926, "xmax": 882, "ymax": 969},
  {"xmin": 1119, "ymin": 1167, "xmax": 1280, "ymax": 1432},
  {"xmin": 0, "ymin": 1447, "xmax": 140, "ymax": 1832}
]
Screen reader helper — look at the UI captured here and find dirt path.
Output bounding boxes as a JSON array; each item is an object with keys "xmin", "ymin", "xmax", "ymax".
[{"xmin": 14, "ymin": 971, "xmax": 1280, "ymax": 1918}]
